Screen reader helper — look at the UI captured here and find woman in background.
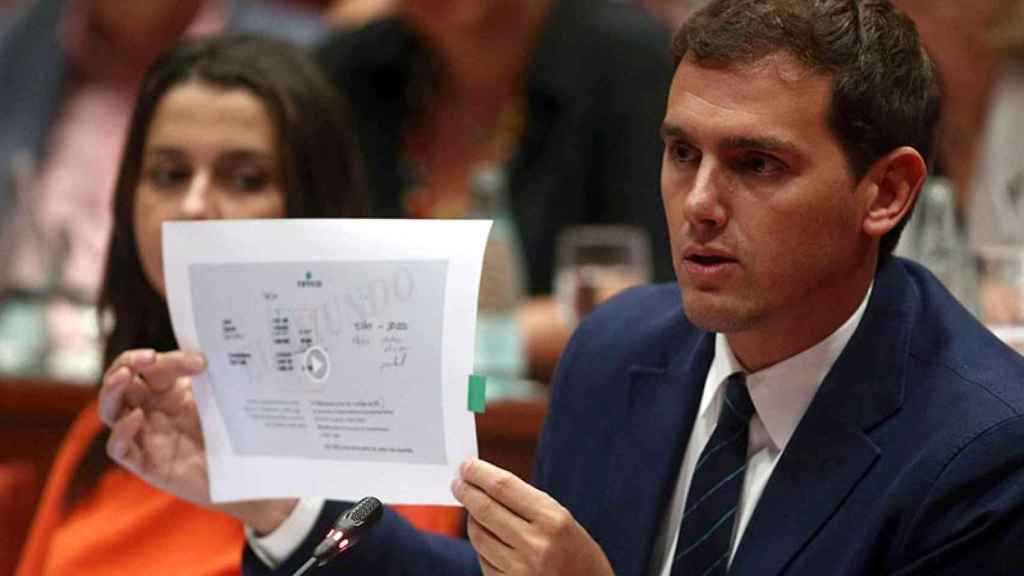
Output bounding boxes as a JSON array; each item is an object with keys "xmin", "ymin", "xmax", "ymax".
[{"xmin": 16, "ymin": 34, "xmax": 457, "ymax": 576}]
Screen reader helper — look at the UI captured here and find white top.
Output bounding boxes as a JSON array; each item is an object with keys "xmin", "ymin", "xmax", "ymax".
[
  {"xmin": 250, "ymin": 286, "xmax": 873, "ymax": 571},
  {"xmin": 650, "ymin": 285, "xmax": 872, "ymax": 575},
  {"xmin": 247, "ymin": 498, "xmax": 325, "ymax": 567}
]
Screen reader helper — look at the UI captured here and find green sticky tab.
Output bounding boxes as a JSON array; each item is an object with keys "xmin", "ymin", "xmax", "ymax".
[{"xmin": 468, "ymin": 374, "xmax": 487, "ymax": 413}]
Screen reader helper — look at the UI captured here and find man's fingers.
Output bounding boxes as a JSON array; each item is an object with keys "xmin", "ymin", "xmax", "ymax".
[
  {"xmin": 467, "ymin": 516, "xmax": 513, "ymax": 575},
  {"xmin": 453, "ymin": 469, "xmax": 532, "ymax": 550},
  {"xmin": 460, "ymin": 459, "xmax": 555, "ymax": 523},
  {"xmin": 478, "ymin": 555, "xmax": 503, "ymax": 576},
  {"xmin": 134, "ymin": 351, "xmax": 206, "ymax": 392}
]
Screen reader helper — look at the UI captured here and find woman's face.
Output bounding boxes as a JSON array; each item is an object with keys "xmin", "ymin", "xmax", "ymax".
[{"xmin": 133, "ymin": 82, "xmax": 286, "ymax": 296}]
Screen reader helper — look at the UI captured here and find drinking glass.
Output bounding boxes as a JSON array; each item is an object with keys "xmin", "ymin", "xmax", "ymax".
[
  {"xmin": 0, "ymin": 152, "xmax": 102, "ymax": 381},
  {"xmin": 969, "ymin": 163, "xmax": 1024, "ymax": 354},
  {"xmin": 975, "ymin": 245, "xmax": 1024, "ymax": 354},
  {"xmin": 554, "ymin": 225, "xmax": 652, "ymax": 328}
]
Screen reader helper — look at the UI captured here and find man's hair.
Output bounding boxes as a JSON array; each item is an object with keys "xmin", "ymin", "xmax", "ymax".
[{"xmin": 673, "ymin": 0, "xmax": 942, "ymax": 257}]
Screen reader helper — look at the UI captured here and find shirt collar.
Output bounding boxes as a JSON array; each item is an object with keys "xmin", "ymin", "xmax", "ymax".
[{"xmin": 703, "ymin": 283, "xmax": 874, "ymax": 453}]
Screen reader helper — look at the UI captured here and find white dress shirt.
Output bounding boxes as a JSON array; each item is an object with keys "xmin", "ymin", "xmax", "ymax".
[
  {"xmin": 650, "ymin": 285, "xmax": 872, "ymax": 575},
  {"xmin": 248, "ymin": 498, "xmax": 325, "ymax": 567},
  {"xmin": 250, "ymin": 286, "xmax": 873, "ymax": 570}
]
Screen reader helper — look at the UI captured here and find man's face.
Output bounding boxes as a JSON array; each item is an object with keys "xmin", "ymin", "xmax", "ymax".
[{"xmin": 661, "ymin": 54, "xmax": 876, "ymax": 369}]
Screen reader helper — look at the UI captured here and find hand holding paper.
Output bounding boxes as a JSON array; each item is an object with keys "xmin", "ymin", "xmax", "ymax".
[
  {"xmin": 100, "ymin": 348, "xmax": 208, "ymax": 503},
  {"xmin": 453, "ymin": 459, "xmax": 614, "ymax": 576},
  {"xmin": 99, "ymin": 348, "xmax": 298, "ymax": 534}
]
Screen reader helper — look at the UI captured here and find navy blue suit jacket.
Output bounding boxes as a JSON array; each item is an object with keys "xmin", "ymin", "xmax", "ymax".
[{"xmin": 246, "ymin": 257, "xmax": 1024, "ymax": 575}]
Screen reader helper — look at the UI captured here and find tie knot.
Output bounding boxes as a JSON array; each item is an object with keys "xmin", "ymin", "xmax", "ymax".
[{"xmin": 722, "ymin": 373, "xmax": 754, "ymax": 423}]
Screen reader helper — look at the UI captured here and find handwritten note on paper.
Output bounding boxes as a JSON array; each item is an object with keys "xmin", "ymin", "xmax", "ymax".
[{"xmin": 163, "ymin": 219, "xmax": 491, "ymax": 505}]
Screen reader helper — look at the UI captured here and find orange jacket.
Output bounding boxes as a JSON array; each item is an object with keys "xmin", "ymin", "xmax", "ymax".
[{"xmin": 16, "ymin": 400, "xmax": 463, "ymax": 575}]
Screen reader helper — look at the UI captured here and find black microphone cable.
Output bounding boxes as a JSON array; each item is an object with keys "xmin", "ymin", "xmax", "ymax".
[{"xmin": 290, "ymin": 496, "xmax": 384, "ymax": 576}]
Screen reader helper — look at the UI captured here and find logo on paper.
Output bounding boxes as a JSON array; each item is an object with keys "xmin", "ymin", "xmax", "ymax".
[{"xmin": 297, "ymin": 270, "xmax": 323, "ymax": 288}]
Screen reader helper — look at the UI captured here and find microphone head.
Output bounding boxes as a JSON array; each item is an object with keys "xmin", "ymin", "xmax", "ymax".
[
  {"xmin": 339, "ymin": 496, "xmax": 383, "ymax": 529},
  {"xmin": 312, "ymin": 497, "xmax": 384, "ymax": 564}
]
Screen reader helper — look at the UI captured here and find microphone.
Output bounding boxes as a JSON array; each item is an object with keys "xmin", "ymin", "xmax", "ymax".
[{"xmin": 290, "ymin": 497, "xmax": 384, "ymax": 576}]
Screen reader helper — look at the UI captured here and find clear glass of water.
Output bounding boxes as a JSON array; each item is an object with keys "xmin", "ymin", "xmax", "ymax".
[
  {"xmin": 969, "ymin": 164, "xmax": 1024, "ymax": 354},
  {"xmin": 975, "ymin": 245, "xmax": 1024, "ymax": 353},
  {"xmin": 554, "ymin": 225, "xmax": 652, "ymax": 328}
]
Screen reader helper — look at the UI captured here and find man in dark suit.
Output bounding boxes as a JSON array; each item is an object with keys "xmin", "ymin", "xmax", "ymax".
[{"xmin": 100, "ymin": 0, "xmax": 1024, "ymax": 574}]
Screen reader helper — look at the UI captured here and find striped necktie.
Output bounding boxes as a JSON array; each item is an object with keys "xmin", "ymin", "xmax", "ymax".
[{"xmin": 671, "ymin": 372, "xmax": 754, "ymax": 576}]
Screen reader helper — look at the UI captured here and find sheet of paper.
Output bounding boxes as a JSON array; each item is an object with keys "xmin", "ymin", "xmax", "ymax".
[{"xmin": 163, "ymin": 219, "xmax": 491, "ymax": 505}]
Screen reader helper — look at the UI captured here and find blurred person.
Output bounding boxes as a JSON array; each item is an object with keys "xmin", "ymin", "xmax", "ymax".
[
  {"xmin": 316, "ymin": 0, "xmax": 672, "ymax": 294},
  {"xmin": 97, "ymin": 1, "xmax": 1024, "ymax": 575},
  {"xmin": 965, "ymin": 0, "xmax": 1024, "ymax": 246},
  {"xmin": 968, "ymin": 0, "xmax": 1024, "ymax": 331},
  {"xmin": 314, "ymin": 0, "xmax": 675, "ymax": 378},
  {"xmin": 0, "ymin": 0, "xmax": 25, "ymax": 28},
  {"xmin": 323, "ymin": 0, "xmax": 395, "ymax": 28},
  {"xmin": 636, "ymin": 0, "xmax": 709, "ymax": 30},
  {"xmin": 893, "ymin": 0, "xmax": 1024, "ymax": 327},
  {"xmin": 991, "ymin": 0, "xmax": 1024, "ymax": 55},
  {"xmin": 890, "ymin": 0, "xmax": 1005, "ymax": 206},
  {"xmin": 890, "ymin": 0, "xmax": 1022, "ymax": 228},
  {"xmin": 0, "ymin": 0, "xmax": 324, "ymax": 303},
  {"xmin": 15, "ymin": 34, "xmax": 460, "ymax": 576}
]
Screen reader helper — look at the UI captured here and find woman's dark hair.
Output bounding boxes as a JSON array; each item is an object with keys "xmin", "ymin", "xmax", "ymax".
[
  {"xmin": 673, "ymin": 0, "xmax": 942, "ymax": 259},
  {"xmin": 98, "ymin": 34, "xmax": 367, "ymax": 368}
]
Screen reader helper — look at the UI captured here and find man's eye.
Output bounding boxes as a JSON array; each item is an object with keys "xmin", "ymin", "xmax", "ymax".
[
  {"xmin": 670, "ymin": 143, "xmax": 700, "ymax": 164},
  {"xmin": 146, "ymin": 166, "xmax": 190, "ymax": 188},
  {"xmin": 737, "ymin": 154, "xmax": 784, "ymax": 175}
]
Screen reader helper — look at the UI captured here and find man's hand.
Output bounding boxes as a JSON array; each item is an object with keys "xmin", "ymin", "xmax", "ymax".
[
  {"xmin": 98, "ymin": 348, "xmax": 296, "ymax": 534},
  {"xmin": 452, "ymin": 459, "xmax": 614, "ymax": 576}
]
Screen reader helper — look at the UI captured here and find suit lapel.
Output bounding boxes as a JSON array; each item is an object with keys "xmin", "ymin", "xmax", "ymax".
[
  {"xmin": 600, "ymin": 332, "xmax": 715, "ymax": 576},
  {"xmin": 730, "ymin": 261, "xmax": 916, "ymax": 575},
  {"xmin": 728, "ymin": 412, "xmax": 881, "ymax": 576}
]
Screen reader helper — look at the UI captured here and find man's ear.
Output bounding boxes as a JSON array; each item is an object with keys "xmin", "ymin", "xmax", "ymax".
[{"xmin": 859, "ymin": 146, "xmax": 928, "ymax": 239}]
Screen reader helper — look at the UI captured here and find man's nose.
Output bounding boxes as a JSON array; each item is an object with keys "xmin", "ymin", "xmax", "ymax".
[{"xmin": 682, "ymin": 160, "xmax": 727, "ymax": 231}]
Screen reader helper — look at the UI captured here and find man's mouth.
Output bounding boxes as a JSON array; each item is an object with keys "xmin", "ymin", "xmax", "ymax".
[
  {"xmin": 685, "ymin": 254, "xmax": 735, "ymax": 266},
  {"xmin": 682, "ymin": 246, "xmax": 738, "ymax": 266}
]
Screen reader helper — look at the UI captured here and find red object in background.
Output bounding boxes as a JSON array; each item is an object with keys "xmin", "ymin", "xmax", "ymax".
[{"xmin": 0, "ymin": 462, "xmax": 38, "ymax": 576}]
